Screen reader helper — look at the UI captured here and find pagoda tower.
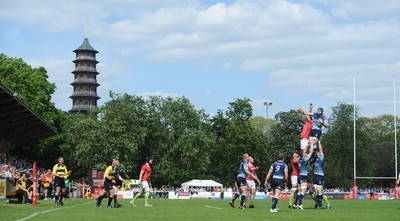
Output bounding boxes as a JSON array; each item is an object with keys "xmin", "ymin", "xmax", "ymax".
[{"xmin": 69, "ymin": 23, "xmax": 100, "ymax": 114}]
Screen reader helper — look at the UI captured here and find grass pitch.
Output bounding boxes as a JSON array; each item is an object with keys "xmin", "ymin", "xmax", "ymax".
[{"xmin": 1, "ymin": 198, "xmax": 398, "ymax": 221}]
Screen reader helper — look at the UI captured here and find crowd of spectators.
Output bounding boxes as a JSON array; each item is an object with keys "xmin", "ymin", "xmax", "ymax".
[
  {"xmin": 0, "ymin": 152, "xmax": 35, "ymax": 180},
  {"xmin": 1, "ymin": 151, "xmax": 93, "ymax": 201}
]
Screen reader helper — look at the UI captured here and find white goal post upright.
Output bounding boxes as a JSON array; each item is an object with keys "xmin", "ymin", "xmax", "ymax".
[
  {"xmin": 394, "ymin": 77, "xmax": 399, "ymax": 199},
  {"xmin": 353, "ymin": 77, "xmax": 399, "ymax": 200},
  {"xmin": 353, "ymin": 77, "xmax": 357, "ymax": 199}
]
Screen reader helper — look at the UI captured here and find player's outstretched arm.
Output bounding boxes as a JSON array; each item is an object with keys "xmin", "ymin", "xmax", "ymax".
[
  {"xmin": 318, "ymin": 141, "xmax": 323, "ymax": 154},
  {"xmin": 307, "ymin": 143, "xmax": 314, "ymax": 158}
]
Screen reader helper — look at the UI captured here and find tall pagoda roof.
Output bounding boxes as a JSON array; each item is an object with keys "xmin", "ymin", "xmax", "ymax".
[{"xmin": 73, "ymin": 38, "xmax": 98, "ymax": 53}]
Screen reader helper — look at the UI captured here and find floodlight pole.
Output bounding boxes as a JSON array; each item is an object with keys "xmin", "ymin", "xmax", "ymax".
[{"xmin": 264, "ymin": 101, "xmax": 273, "ymax": 134}]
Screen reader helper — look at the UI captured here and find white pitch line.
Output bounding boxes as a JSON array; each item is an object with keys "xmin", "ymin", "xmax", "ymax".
[
  {"xmin": 205, "ymin": 205, "xmax": 223, "ymax": 210},
  {"xmin": 17, "ymin": 201, "xmax": 93, "ymax": 221}
]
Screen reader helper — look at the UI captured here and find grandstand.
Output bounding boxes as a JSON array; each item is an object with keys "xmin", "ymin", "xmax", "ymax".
[{"xmin": 0, "ymin": 83, "xmax": 56, "ymax": 150}]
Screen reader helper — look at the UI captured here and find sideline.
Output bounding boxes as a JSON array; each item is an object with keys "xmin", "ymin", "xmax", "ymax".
[
  {"xmin": 16, "ymin": 201, "xmax": 93, "ymax": 221},
  {"xmin": 205, "ymin": 205, "xmax": 223, "ymax": 210}
]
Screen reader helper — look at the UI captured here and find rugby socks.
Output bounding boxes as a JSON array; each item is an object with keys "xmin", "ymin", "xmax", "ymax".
[
  {"xmin": 239, "ymin": 194, "xmax": 246, "ymax": 207},
  {"xmin": 133, "ymin": 192, "xmax": 141, "ymax": 201},
  {"xmin": 323, "ymin": 195, "xmax": 331, "ymax": 206},
  {"xmin": 100, "ymin": 193, "xmax": 108, "ymax": 204},
  {"xmin": 289, "ymin": 191, "xmax": 295, "ymax": 205},
  {"xmin": 298, "ymin": 192, "xmax": 305, "ymax": 205},
  {"xmin": 108, "ymin": 197, "xmax": 113, "ymax": 207},
  {"xmin": 145, "ymin": 192, "xmax": 150, "ymax": 205},
  {"xmin": 312, "ymin": 194, "xmax": 318, "ymax": 204},
  {"xmin": 55, "ymin": 194, "xmax": 59, "ymax": 203},
  {"xmin": 294, "ymin": 193, "xmax": 300, "ymax": 205},
  {"xmin": 232, "ymin": 193, "xmax": 240, "ymax": 202},
  {"xmin": 272, "ymin": 196, "xmax": 279, "ymax": 209},
  {"xmin": 113, "ymin": 194, "xmax": 118, "ymax": 206},
  {"xmin": 318, "ymin": 194, "xmax": 323, "ymax": 207}
]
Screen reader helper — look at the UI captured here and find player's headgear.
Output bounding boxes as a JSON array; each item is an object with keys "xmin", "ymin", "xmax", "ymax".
[
  {"xmin": 145, "ymin": 157, "xmax": 153, "ymax": 163},
  {"xmin": 318, "ymin": 107, "xmax": 324, "ymax": 114}
]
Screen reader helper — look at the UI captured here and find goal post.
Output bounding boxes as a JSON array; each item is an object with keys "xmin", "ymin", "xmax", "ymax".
[{"xmin": 353, "ymin": 77, "xmax": 399, "ymax": 200}]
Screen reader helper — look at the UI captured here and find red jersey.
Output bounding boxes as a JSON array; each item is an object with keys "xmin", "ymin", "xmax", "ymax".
[
  {"xmin": 141, "ymin": 163, "xmax": 152, "ymax": 182},
  {"xmin": 247, "ymin": 163, "xmax": 256, "ymax": 181},
  {"xmin": 300, "ymin": 120, "xmax": 312, "ymax": 139},
  {"xmin": 291, "ymin": 158, "xmax": 300, "ymax": 176}
]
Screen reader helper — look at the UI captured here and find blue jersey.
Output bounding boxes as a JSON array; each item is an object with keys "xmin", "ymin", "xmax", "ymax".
[
  {"xmin": 114, "ymin": 166, "xmax": 120, "ymax": 180},
  {"xmin": 270, "ymin": 160, "xmax": 288, "ymax": 180},
  {"xmin": 314, "ymin": 153, "xmax": 324, "ymax": 176},
  {"xmin": 237, "ymin": 161, "xmax": 249, "ymax": 179},
  {"xmin": 312, "ymin": 113, "xmax": 327, "ymax": 131},
  {"xmin": 299, "ymin": 155, "xmax": 311, "ymax": 176}
]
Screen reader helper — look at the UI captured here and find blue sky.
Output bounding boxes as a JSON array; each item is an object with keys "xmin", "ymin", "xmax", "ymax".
[{"xmin": 1, "ymin": 0, "xmax": 400, "ymax": 118}]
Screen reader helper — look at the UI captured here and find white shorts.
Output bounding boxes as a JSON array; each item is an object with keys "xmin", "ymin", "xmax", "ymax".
[
  {"xmin": 300, "ymin": 138, "xmax": 308, "ymax": 151},
  {"xmin": 247, "ymin": 180, "xmax": 256, "ymax": 189},
  {"xmin": 141, "ymin": 181, "xmax": 151, "ymax": 192},
  {"xmin": 291, "ymin": 176, "xmax": 298, "ymax": 187}
]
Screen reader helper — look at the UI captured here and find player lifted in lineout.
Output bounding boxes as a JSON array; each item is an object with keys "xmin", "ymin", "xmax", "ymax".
[{"xmin": 298, "ymin": 103, "xmax": 314, "ymax": 152}]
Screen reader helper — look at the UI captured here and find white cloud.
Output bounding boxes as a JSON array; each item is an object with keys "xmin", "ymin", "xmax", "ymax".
[{"xmin": 2, "ymin": 0, "xmax": 400, "ymax": 117}]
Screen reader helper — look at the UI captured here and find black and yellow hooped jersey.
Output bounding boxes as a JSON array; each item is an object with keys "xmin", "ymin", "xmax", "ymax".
[
  {"xmin": 104, "ymin": 166, "xmax": 115, "ymax": 181},
  {"xmin": 52, "ymin": 164, "xmax": 68, "ymax": 177},
  {"xmin": 16, "ymin": 178, "xmax": 26, "ymax": 191}
]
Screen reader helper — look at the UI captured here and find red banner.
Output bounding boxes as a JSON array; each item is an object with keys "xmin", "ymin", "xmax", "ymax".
[{"xmin": 268, "ymin": 192, "xmax": 290, "ymax": 200}]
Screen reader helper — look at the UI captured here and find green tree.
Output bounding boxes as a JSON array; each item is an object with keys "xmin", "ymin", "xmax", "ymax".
[
  {"xmin": 210, "ymin": 98, "xmax": 270, "ymax": 186},
  {"xmin": 0, "ymin": 53, "xmax": 58, "ymax": 125},
  {"xmin": 322, "ymin": 103, "xmax": 375, "ymax": 188},
  {"xmin": 269, "ymin": 110, "xmax": 304, "ymax": 159}
]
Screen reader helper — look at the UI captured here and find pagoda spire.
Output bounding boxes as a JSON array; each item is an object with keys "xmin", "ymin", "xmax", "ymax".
[
  {"xmin": 69, "ymin": 22, "xmax": 100, "ymax": 114},
  {"xmin": 85, "ymin": 18, "xmax": 88, "ymax": 38}
]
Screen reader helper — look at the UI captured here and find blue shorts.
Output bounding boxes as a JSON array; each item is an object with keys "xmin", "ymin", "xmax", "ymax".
[
  {"xmin": 299, "ymin": 175, "xmax": 308, "ymax": 184},
  {"xmin": 310, "ymin": 129, "xmax": 322, "ymax": 139},
  {"xmin": 236, "ymin": 177, "xmax": 247, "ymax": 187},
  {"xmin": 313, "ymin": 175, "xmax": 324, "ymax": 186},
  {"xmin": 271, "ymin": 178, "xmax": 284, "ymax": 190}
]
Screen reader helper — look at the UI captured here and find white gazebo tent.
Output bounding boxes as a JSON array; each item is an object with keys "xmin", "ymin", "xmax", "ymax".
[{"xmin": 181, "ymin": 179, "xmax": 223, "ymax": 188}]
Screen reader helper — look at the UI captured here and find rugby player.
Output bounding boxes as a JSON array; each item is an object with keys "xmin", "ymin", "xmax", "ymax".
[
  {"xmin": 97, "ymin": 158, "xmax": 119, "ymax": 208},
  {"xmin": 309, "ymin": 107, "xmax": 329, "ymax": 140},
  {"xmin": 298, "ymin": 103, "xmax": 313, "ymax": 151},
  {"xmin": 293, "ymin": 142, "xmax": 314, "ymax": 210},
  {"xmin": 313, "ymin": 141, "xmax": 325, "ymax": 209},
  {"xmin": 113, "ymin": 159, "xmax": 125, "ymax": 208},
  {"xmin": 289, "ymin": 152, "xmax": 300, "ymax": 208},
  {"xmin": 229, "ymin": 154, "xmax": 252, "ymax": 209},
  {"xmin": 264, "ymin": 153, "xmax": 289, "ymax": 213},
  {"xmin": 246, "ymin": 156, "xmax": 261, "ymax": 208},
  {"xmin": 52, "ymin": 157, "xmax": 68, "ymax": 206},
  {"xmin": 130, "ymin": 157, "xmax": 153, "ymax": 207}
]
